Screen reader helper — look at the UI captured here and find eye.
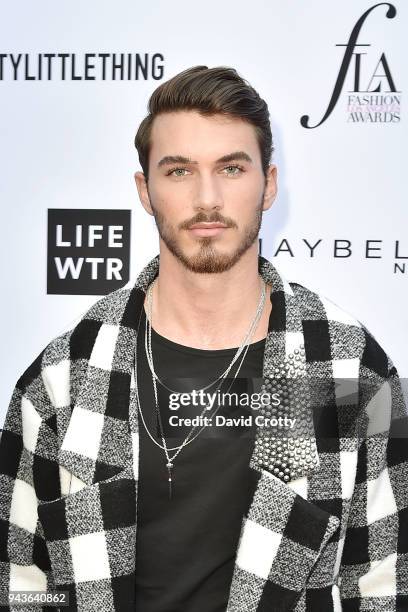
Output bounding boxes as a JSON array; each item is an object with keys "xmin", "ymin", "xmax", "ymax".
[
  {"xmin": 166, "ymin": 167, "xmax": 188, "ymax": 177},
  {"xmin": 223, "ymin": 165, "xmax": 245, "ymax": 176}
]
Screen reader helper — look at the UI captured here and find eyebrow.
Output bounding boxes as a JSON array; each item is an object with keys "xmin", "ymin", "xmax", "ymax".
[{"xmin": 157, "ymin": 151, "xmax": 253, "ymax": 168}]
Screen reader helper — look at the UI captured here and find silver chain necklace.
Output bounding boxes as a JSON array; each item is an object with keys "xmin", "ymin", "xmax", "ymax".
[
  {"xmin": 134, "ymin": 276, "xmax": 267, "ymax": 499},
  {"xmin": 135, "ymin": 304, "xmax": 262, "ymax": 454},
  {"xmin": 140, "ymin": 284, "xmax": 265, "ymax": 452},
  {"xmin": 144, "ymin": 278, "xmax": 266, "ymax": 394}
]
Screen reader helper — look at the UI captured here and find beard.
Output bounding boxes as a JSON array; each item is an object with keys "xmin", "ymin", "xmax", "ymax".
[{"xmin": 148, "ymin": 190, "xmax": 265, "ymax": 274}]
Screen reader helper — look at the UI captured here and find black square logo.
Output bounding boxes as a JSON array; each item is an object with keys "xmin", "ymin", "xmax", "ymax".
[{"xmin": 47, "ymin": 209, "xmax": 131, "ymax": 295}]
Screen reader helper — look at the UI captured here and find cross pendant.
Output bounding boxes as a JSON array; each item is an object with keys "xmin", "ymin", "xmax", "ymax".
[{"xmin": 166, "ymin": 461, "xmax": 173, "ymax": 500}]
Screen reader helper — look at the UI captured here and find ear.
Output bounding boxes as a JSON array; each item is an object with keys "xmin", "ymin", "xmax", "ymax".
[
  {"xmin": 262, "ymin": 164, "xmax": 278, "ymax": 212},
  {"xmin": 134, "ymin": 171, "xmax": 154, "ymax": 216}
]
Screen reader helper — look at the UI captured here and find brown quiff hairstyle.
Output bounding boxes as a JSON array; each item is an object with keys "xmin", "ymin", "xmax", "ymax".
[{"xmin": 134, "ymin": 65, "xmax": 274, "ymax": 182}]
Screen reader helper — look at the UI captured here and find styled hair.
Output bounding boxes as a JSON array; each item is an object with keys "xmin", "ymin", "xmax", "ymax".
[{"xmin": 134, "ymin": 65, "xmax": 274, "ymax": 181}]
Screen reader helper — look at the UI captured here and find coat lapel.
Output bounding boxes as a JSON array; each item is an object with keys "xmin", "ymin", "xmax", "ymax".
[
  {"xmin": 48, "ymin": 253, "xmax": 339, "ymax": 611},
  {"xmin": 57, "ymin": 255, "xmax": 160, "ymax": 489},
  {"xmin": 226, "ymin": 258, "xmax": 340, "ymax": 611}
]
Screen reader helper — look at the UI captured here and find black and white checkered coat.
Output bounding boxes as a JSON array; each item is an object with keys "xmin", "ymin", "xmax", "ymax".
[{"xmin": 1, "ymin": 254, "xmax": 407, "ymax": 611}]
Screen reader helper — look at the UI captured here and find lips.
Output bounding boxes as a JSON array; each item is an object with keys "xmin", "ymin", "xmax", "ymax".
[
  {"xmin": 189, "ymin": 223, "xmax": 228, "ymax": 229},
  {"xmin": 188, "ymin": 223, "xmax": 229, "ymax": 237}
]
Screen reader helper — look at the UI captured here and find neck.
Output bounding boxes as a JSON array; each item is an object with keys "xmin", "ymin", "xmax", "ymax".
[{"xmin": 144, "ymin": 245, "xmax": 272, "ymax": 350}]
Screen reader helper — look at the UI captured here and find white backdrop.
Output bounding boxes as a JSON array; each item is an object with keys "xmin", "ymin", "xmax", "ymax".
[{"xmin": 1, "ymin": 0, "xmax": 407, "ymax": 421}]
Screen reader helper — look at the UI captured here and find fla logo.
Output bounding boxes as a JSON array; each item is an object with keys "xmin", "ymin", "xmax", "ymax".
[{"xmin": 301, "ymin": 2, "xmax": 401, "ymax": 127}]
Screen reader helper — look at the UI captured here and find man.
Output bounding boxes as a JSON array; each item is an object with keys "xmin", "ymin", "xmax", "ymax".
[{"xmin": 0, "ymin": 65, "xmax": 407, "ymax": 612}]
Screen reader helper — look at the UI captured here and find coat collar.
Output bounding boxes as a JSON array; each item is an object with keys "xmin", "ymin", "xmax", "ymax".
[{"xmin": 58, "ymin": 252, "xmax": 320, "ymax": 488}]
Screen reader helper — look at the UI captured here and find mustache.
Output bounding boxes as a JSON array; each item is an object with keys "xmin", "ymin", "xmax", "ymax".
[{"xmin": 179, "ymin": 211, "xmax": 237, "ymax": 230}]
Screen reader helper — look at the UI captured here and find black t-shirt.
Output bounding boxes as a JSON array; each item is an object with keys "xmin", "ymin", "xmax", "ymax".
[{"xmin": 134, "ymin": 306, "xmax": 265, "ymax": 612}]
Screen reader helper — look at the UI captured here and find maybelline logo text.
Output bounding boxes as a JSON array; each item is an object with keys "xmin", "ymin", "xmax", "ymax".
[{"xmin": 261, "ymin": 237, "xmax": 407, "ymax": 275}]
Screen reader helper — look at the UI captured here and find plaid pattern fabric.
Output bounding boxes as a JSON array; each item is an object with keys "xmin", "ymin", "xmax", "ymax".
[{"xmin": 0, "ymin": 253, "xmax": 407, "ymax": 611}]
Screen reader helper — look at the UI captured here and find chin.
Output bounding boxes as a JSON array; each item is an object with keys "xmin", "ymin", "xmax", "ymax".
[{"xmin": 171, "ymin": 242, "xmax": 251, "ymax": 274}]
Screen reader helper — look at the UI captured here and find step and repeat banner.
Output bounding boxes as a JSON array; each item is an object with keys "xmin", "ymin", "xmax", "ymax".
[{"xmin": 1, "ymin": 1, "xmax": 406, "ymax": 418}]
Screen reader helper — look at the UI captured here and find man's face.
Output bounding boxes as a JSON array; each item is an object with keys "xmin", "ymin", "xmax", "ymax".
[{"xmin": 135, "ymin": 110, "xmax": 277, "ymax": 273}]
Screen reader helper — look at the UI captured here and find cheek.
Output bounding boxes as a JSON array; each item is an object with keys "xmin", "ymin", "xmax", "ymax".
[
  {"xmin": 227, "ymin": 176, "xmax": 263, "ymax": 201},
  {"xmin": 230, "ymin": 182, "xmax": 262, "ymax": 214},
  {"xmin": 153, "ymin": 182, "xmax": 190, "ymax": 209},
  {"xmin": 151, "ymin": 195, "xmax": 189, "ymax": 228}
]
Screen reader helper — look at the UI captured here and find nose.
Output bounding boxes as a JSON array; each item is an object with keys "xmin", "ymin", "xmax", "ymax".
[{"xmin": 193, "ymin": 172, "xmax": 223, "ymax": 212}]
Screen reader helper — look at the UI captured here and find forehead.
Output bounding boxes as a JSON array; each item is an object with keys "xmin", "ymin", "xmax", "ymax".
[{"xmin": 149, "ymin": 110, "xmax": 260, "ymax": 161}]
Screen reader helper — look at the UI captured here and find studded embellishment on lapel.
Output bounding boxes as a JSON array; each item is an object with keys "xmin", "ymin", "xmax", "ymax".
[
  {"xmin": 250, "ymin": 257, "xmax": 320, "ymax": 483},
  {"xmin": 252, "ymin": 344, "xmax": 319, "ymax": 483}
]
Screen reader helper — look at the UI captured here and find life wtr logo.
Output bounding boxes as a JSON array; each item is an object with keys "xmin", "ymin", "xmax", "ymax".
[{"xmin": 47, "ymin": 209, "xmax": 131, "ymax": 295}]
